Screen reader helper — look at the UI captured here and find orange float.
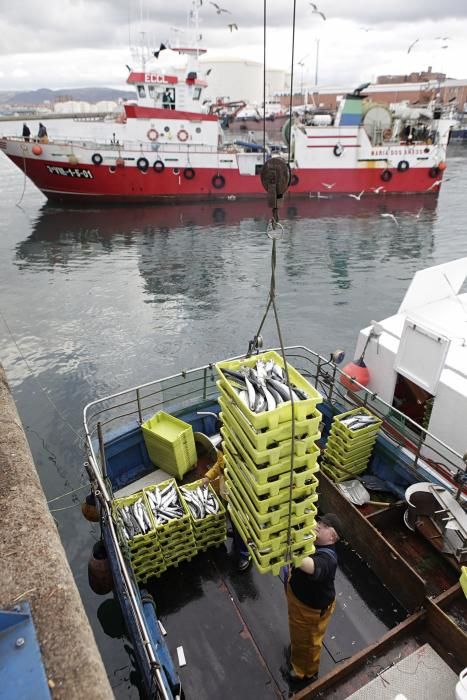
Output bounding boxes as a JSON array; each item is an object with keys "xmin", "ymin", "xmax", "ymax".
[{"xmin": 32, "ymin": 145, "xmax": 42, "ymax": 156}]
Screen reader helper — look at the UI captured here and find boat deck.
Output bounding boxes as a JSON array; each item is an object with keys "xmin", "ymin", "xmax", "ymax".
[{"xmin": 146, "ymin": 538, "xmax": 406, "ymax": 699}]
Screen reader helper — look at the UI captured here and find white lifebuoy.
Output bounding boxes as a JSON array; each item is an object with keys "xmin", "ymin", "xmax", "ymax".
[
  {"xmin": 147, "ymin": 128, "xmax": 159, "ymax": 142},
  {"xmin": 177, "ymin": 129, "xmax": 189, "ymax": 142}
]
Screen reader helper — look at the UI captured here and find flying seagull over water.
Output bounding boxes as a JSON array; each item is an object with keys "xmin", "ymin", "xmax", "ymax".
[
  {"xmin": 407, "ymin": 39, "xmax": 419, "ymax": 54},
  {"xmin": 322, "ymin": 182, "xmax": 336, "ymax": 189},
  {"xmin": 413, "ymin": 207, "xmax": 424, "ymax": 219},
  {"xmin": 371, "ymin": 186, "xmax": 384, "ymax": 194},
  {"xmin": 210, "ymin": 2, "xmax": 231, "ymax": 13},
  {"xmin": 381, "ymin": 213, "xmax": 400, "ymax": 226},
  {"xmin": 426, "ymin": 180, "xmax": 441, "ymax": 192},
  {"xmin": 348, "ymin": 190, "xmax": 365, "ymax": 200},
  {"xmin": 311, "ymin": 7, "xmax": 326, "ymax": 20},
  {"xmin": 227, "ymin": 23, "xmax": 238, "ymax": 31}
]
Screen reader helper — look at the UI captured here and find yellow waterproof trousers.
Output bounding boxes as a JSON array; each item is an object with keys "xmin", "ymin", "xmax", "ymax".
[{"xmin": 287, "ymin": 585, "xmax": 336, "ymax": 679}]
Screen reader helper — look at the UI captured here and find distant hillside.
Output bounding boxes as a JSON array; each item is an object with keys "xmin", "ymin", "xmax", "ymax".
[{"xmin": 0, "ymin": 87, "xmax": 135, "ymax": 105}]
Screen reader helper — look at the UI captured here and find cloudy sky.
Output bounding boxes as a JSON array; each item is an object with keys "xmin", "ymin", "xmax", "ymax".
[{"xmin": 0, "ymin": 0, "xmax": 465, "ymax": 92}]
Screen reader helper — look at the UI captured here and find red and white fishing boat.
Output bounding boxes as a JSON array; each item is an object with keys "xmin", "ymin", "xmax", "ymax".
[{"xmin": 0, "ymin": 37, "xmax": 455, "ymax": 204}]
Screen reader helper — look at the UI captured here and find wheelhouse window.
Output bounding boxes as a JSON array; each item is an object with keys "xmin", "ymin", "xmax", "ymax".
[
  {"xmin": 193, "ymin": 87, "xmax": 202, "ymax": 101},
  {"xmin": 137, "ymin": 85, "xmax": 146, "ymax": 98}
]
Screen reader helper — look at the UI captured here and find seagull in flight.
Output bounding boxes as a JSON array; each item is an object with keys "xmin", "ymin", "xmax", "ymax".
[
  {"xmin": 312, "ymin": 8, "xmax": 326, "ymax": 20},
  {"xmin": 371, "ymin": 186, "xmax": 384, "ymax": 193},
  {"xmin": 210, "ymin": 2, "xmax": 231, "ymax": 13},
  {"xmin": 413, "ymin": 207, "xmax": 424, "ymax": 219},
  {"xmin": 435, "ymin": 36, "xmax": 450, "ymax": 40},
  {"xmin": 348, "ymin": 190, "xmax": 365, "ymax": 200},
  {"xmin": 227, "ymin": 23, "xmax": 238, "ymax": 31},
  {"xmin": 426, "ymin": 180, "xmax": 441, "ymax": 191},
  {"xmin": 407, "ymin": 39, "xmax": 419, "ymax": 54},
  {"xmin": 381, "ymin": 213, "xmax": 400, "ymax": 226},
  {"xmin": 321, "ymin": 182, "xmax": 336, "ymax": 189}
]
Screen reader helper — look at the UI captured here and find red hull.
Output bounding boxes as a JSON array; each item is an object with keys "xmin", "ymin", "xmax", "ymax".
[{"xmin": 8, "ymin": 155, "xmax": 442, "ymax": 204}]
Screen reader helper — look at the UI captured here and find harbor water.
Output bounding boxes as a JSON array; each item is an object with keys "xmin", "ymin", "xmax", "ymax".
[{"xmin": 1, "ymin": 145, "xmax": 467, "ymax": 697}]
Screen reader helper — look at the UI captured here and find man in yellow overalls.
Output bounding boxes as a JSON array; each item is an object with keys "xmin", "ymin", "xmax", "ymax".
[{"xmin": 284, "ymin": 513, "xmax": 342, "ymax": 682}]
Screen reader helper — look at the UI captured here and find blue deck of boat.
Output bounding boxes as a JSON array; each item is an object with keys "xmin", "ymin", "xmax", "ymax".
[{"xmin": 146, "ymin": 537, "xmax": 406, "ymax": 699}]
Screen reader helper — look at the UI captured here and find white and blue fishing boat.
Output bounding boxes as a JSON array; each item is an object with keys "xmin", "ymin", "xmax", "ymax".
[{"xmin": 83, "ymin": 256, "xmax": 467, "ymax": 700}]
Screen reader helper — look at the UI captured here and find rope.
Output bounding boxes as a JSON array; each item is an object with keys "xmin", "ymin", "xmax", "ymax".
[
  {"xmin": 47, "ymin": 482, "xmax": 89, "ymax": 504},
  {"xmin": 248, "ymin": 236, "xmax": 296, "ymax": 562},
  {"xmin": 15, "ymin": 150, "xmax": 28, "ymax": 207},
  {"xmin": 287, "ymin": 0, "xmax": 298, "ymax": 166}
]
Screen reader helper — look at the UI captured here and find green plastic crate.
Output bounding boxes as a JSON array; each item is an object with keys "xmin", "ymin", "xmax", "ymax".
[
  {"xmin": 218, "ymin": 395, "xmax": 321, "ymax": 452},
  {"xmin": 227, "ymin": 486, "xmax": 316, "ymax": 543},
  {"xmin": 222, "ymin": 427, "xmax": 320, "ymax": 485},
  {"xmin": 223, "ymin": 448, "xmax": 317, "ymax": 500},
  {"xmin": 228, "ymin": 487, "xmax": 316, "ymax": 549},
  {"xmin": 112, "ymin": 491, "xmax": 158, "ymax": 553},
  {"xmin": 229, "ymin": 505, "xmax": 316, "ymax": 575},
  {"xmin": 178, "ymin": 479, "xmax": 227, "ymax": 525},
  {"xmin": 225, "ymin": 460, "xmax": 318, "ymax": 515},
  {"xmin": 141, "ymin": 411, "xmax": 197, "ymax": 479},
  {"xmin": 196, "ymin": 533, "xmax": 227, "ymax": 553},
  {"xmin": 144, "ymin": 479, "xmax": 193, "ymax": 544},
  {"xmin": 215, "ymin": 350, "xmax": 322, "ymax": 430},
  {"xmin": 220, "ymin": 404, "xmax": 320, "ymax": 466},
  {"xmin": 321, "ymin": 459, "xmax": 368, "ymax": 482},
  {"xmin": 327, "ymin": 428, "xmax": 377, "ymax": 453},
  {"xmin": 331, "ymin": 407, "xmax": 382, "ymax": 441}
]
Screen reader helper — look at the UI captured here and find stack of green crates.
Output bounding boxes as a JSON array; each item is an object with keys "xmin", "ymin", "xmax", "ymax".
[
  {"xmin": 141, "ymin": 411, "xmax": 197, "ymax": 480},
  {"xmin": 112, "ymin": 491, "xmax": 166, "ymax": 584},
  {"xmin": 179, "ymin": 479, "xmax": 227, "ymax": 552},
  {"xmin": 215, "ymin": 350, "xmax": 323, "ymax": 575},
  {"xmin": 322, "ymin": 407, "xmax": 382, "ymax": 482},
  {"xmin": 144, "ymin": 479, "xmax": 197, "ymax": 569}
]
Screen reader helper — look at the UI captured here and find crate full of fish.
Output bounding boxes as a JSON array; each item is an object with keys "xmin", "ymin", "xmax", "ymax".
[
  {"xmin": 215, "ymin": 351, "xmax": 322, "ymax": 430},
  {"xmin": 144, "ymin": 479, "xmax": 192, "ymax": 538},
  {"xmin": 330, "ymin": 407, "xmax": 382, "ymax": 441},
  {"xmin": 179, "ymin": 480, "xmax": 226, "ymax": 533},
  {"xmin": 141, "ymin": 411, "xmax": 197, "ymax": 479},
  {"xmin": 112, "ymin": 491, "xmax": 159, "ymax": 554},
  {"xmin": 218, "ymin": 395, "xmax": 321, "ymax": 452},
  {"xmin": 222, "ymin": 428, "xmax": 320, "ymax": 486}
]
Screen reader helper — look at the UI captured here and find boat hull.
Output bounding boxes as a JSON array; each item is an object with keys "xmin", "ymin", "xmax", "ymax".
[{"xmin": 3, "ymin": 151, "xmax": 443, "ymax": 204}]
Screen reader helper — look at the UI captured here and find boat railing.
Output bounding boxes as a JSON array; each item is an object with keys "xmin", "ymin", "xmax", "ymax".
[
  {"xmin": 3, "ymin": 135, "xmax": 220, "ymax": 155},
  {"xmin": 83, "ymin": 346, "xmax": 464, "ymax": 503}
]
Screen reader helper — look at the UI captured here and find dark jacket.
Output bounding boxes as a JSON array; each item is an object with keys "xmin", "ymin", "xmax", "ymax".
[{"xmin": 289, "ymin": 545, "xmax": 337, "ymax": 610}]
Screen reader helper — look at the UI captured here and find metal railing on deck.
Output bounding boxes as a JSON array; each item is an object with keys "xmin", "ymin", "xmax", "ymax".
[{"xmin": 83, "ymin": 346, "xmax": 464, "ymax": 498}]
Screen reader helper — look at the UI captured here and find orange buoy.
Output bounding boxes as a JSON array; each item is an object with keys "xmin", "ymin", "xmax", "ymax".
[
  {"xmin": 438, "ymin": 161, "xmax": 447, "ymax": 171},
  {"xmin": 81, "ymin": 492, "xmax": 99, "ymax": 522},
  {"xmin": 32, "ymin": 145, "xmax": 42, "ymax": 156},
  {"xmin": 115, "ymin": 157, "xmax": 125, "ymax": 168},
  {"xmin": 88, "ymin": 541, "xmax": 113, "ymax": 595},
  {"xmin": 340, "ymin": 357, "xmax": 370, "ymax": 391}
]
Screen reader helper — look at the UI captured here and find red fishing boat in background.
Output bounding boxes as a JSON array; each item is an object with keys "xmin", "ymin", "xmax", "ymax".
[{"xmin": 0, "ymin": 8, "xmax": 455, "ymax": 205}]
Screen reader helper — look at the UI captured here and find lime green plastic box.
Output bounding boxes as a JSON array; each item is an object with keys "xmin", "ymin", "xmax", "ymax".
[
  {"xmin": 327, "ymin": 429, "xmax": 377, "ymax": 456},
  {"xmin": 223, "ymin": 447, "xmax": 318, "ymax": 500},
  {"xmin": 178, "ymin": 479, "xmax": 226, "ymax": 526},
  {"xmin": 331, "ymin": 407, "xmax": 382, "ymax": 441},
  {"xmin": 321, "ymin": 459, "xmax": 368, "ymax": 483},
  {"xmin": 112, "ymin": 491, "xmax": 158, "ymax": 553},
  {"xmin": 215, "ymin": 350, "xmax": 322, "ymax": 430},
  {"xmin": 228, "ymin": 487, "xmax": 317, "ymax": 548},
  {"xmin": 222, "ymin": 427, "xmax": 320, "ymax": 484},
  {"xmin": 218, "ymin": 395, "xmax": 321, "ymax": 452},
  {"xmin": 220, "ymin": 404, "xmax": 320, "ymax": 466},
  {"xmin": 141, "ymin": 411, "xmax": 197, "ymax": 479},
  {"xmin": 229, "ymin": 505, "xmax": 316, "ymax": 575},
  {"xmin": 144, "ymin": 478, "xmax": 192, "ymax": 537}
]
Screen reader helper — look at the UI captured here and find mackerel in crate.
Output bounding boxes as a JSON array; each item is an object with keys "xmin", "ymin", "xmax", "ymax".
[
  {"xmin": 179, "ymin": 480, "xmax": 227, "ymax": 548},
  {"xmin": 144, "ymin": 479, "xmax": 196, "ymax": 562},
  {"xmin": 112, "ymin": 490, "xmax": 159, "ymax": 553},
  {"xmin": 215, "ymin": 350, "xmax": 322, "ymax": 430}
]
